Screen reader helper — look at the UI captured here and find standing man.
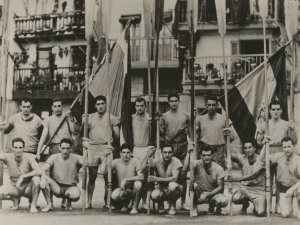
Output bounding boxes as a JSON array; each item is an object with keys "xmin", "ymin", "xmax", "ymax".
[
  {"xmin": 256, "ymin": 100, "xmax": 298, "ymax": 213},
  {"xmin": 140, "ymin": 144, "xmax": 183, "ymax": 215},
  {"xmin": 36, "ymin": 98, "xmax": 78, "ymax": 161},
  {"xmin": 160, "ymin": 93, "xmax": 190, "ymax": 210},
  {"xmin": 259, "ymin": 137, "xmax": 300, "ymax": 219},
  {"xmin": 183, "ymin": 144, "xmax": 228, "ymax": 216},
  {"xmin": 132, "ymin": 97, "xmax": 150, "ymax": 210},
  {"xmin": 227, "ymin": 139, "xmax": 266, "ymax": 217},
  {"xmin": 100, "ymin": 143, "xmax": 144, "ymax": 214},
  {"xmin": 0, "ymin": 97, "xmax": 42, "ymax": 154},
  {"xmin": 40, "ymin": 138, "xmax": 86, "ymax": 212},
  {"xmin": 0, "ymin": 138, "xmax": 41, "ymax": 213},
  {"xmin": 83, "ymin": 95, "xmax": 120, "ymax": 209},
  {"xmin": 196, "ymin": 96, "xmax": 234, "ymax": 169}
]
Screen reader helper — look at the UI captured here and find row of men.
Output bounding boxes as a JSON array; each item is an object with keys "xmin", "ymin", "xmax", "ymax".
[
  {"xmin": 1, "ymin": 134, "xmax": 300, "ymax": 218},
  {"xmin": 0, "ymin": 93, "xmax": 299, "ymax": 216}
]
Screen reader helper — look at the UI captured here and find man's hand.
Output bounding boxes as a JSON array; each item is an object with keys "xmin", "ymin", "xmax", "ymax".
[
  {"xmin": 82, "ymin": 137, "xmax": 91, "ymax": 149},
  {"xmin": 40, "ymin": 176, "xmax": 47, "ymax": 189},
  {"xmin": 16, "ymin": 176, "xmax": 24, "ymax": 189},
  {"xmin": 105, "ymin": 145, "xmax": 114, "ymax": 157},
  {"xmin": 286, "ymin": 188, "xmax": 294, "ymax": 198},
  {"xmin": 65, "ymin": 108, "xmax": 72, "ymax": 118},
  {"xmin": 262, "ymin": 135, "xmax": 272, "ymax": 144},
  {"xmin": 223, "ymin": 128, "xmax": 231, "ymax": 137},
  {"xmin": 288, "ymin": 120, "xmax": 295, "ymax": 130},
  {"xmin": 198, "ymin": 192, "xmax": 209, "ymax": 204},
  {"xmin": 120, "ymin": 178, "xmax": 127, "ymax": 189},
  {"xmin": 147, "ymin": 146, "xmax": 156, "ymax": 158},
  {"xmin": 36, "ymin": 153, "xmax": 41, "ymax": 161},
  {"xmin": 188, "ymin": 142, "xmax": 195, "ymax": 153},
  {"xmin": 148, "ymin": 175, "xmax": 158, "ymax": 182},
  {"xmin": 226, "ymin": 174, "xmax": 239, "ymax": 182}
]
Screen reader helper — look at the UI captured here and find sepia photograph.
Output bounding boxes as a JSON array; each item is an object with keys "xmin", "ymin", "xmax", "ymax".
[{"xmin": 0, "ymin": 0, "xmax": 300, "ymax": 224}]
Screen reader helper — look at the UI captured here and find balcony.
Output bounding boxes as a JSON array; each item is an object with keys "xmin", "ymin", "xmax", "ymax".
[
  {"xmin": 14, "ymin": 10, "xmax": 85, "ymax": 43},
  {"xmin": 109, "ymin": 36, "xmax": 179, "ymax": 68},
  {"xmin": 13, "ymin": 66, "xmax": 86, "ymax": 99},
  {"xmin": 177, "ymin": 0, "xmax": 280, "ymax": 31},
  {"xmin": 182, "ymin": 54, "xmax": 271, "ymax": 92}
]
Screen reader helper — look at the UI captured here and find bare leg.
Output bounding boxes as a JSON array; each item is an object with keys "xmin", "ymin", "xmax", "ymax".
[
  {"xmin": 253, "ymin": 198, "xmax": 266, "ymax": 217},
  {"xmin": 41, "ymin": 177, "xmax": 62, "ymax": 212},
  {"xmin": 86, "ymin": 166, "xmax": 98, "ymax": 209},
  {"xmin": 232, "ymin": 189, "xmax": 250, "ymax": 215},
  {"xmin": 151, "ymin": 187, "xmax": 167, "ymax": 214},
  {"xmin": 0, "ymin": 184, "xmax": 22, "ymax": 210},
  {"xmin": 180, "ymin": 170, "xmax": 188, "ymax": 210},
  {"xmin": 24, "ymin": 177, "xmax": 40, "ymax": 213},
  {"xmin": 41, "ymin": 185, "xmax": 53, "ymax": 212},
  {"xmin": 279, "ymin": 193, "xmax": 293, "ymax": 218},
  {"xmin": 210, "ymin": 193, "xmax": 228, "ymax": 215},
  {"xmin": 64, "ymin": 186, "xmax": 81, "ymax": 211},
  {"xmin": 130, "ymin": 181, "xmax": 142, "ymax": 214}
]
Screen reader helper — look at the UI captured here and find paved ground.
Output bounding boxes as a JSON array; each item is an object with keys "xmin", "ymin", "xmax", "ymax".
[{"xmin": 0, "ymin": 169, "xmax": 300, "ymax": 225}]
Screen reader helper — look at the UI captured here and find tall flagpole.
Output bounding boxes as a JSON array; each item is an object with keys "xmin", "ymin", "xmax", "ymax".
[
  {"xmin": 262, "ymin": 8, "xmax": 271, "ymax": 219},
  {"xmin": 291, "ymin": 40, "xmax": 295, "ymax": 120}
]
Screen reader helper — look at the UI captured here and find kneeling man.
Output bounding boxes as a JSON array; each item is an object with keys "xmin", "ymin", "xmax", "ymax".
[
  {"xmin": 228, "ymin": 139, "xmax": 266, "ymax": 217},
  {"xmin": 0, "ymin": 137, "xmax": 41, "ymax": 213},
  {"xmin": 40, "ymin": 138, "xmax": 86, "ymax": 211},
  {"xmin": 141, "ymin": 144, "xmax": 182, "ymax": 215},
  {"xmin": 184, "ymin": 144, "xmax": 228, "ymax": 216}
]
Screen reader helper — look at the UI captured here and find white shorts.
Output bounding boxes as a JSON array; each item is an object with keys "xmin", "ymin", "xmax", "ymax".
[{"xmin": 133, "ymin": 146, "xmax": 148, "ymax": 161}]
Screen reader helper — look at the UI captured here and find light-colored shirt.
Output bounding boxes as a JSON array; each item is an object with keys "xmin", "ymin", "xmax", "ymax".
[
  {"xmin": 46, "ymin": 153, "xmax": 82, "ymax": 185},
  {"xmin": 42, "ymin": 115, "xmax": 72, "ymax": 144},
  {"xmin": 196, "ymin": 113, "xmax": 226, "ymax": 145},
  {"xmin": 257, "ymin": 119, "xmax": 289, "ymax": 146},
  {"xmin": 152, "ymin": 157, "xmax": 182, "ymax": 188},
  {"xmin": 160, "ymin": 110, "xmax": 189, "ymax": 143},
  {"xmin": 111, "ymin": 158, "xmax": 141, "ymax": 187},
  {"xmin": 237, "ymin": 154, "xmax": 265, "ymax": 190},
  {"xmin": 132, "ymin": 113, "xmax": 150, "ymax": 147},
  {"xmin": 9, "ymin": 113, "xmax": 42, "ymax": 153},
  {"xmin": 2, "ymin": 153, "xmax": 36, "ymax": 184},
  {"xmin": 88, "ymin": 112, "xmax": 119, "ymax": 145},
  {"xmin": 269, "ymin": 152, "xmax": 300, "ymax": 187},
  {"xmin": 193, "ymin": 160, "xmax": 225, "ymax": 192}
]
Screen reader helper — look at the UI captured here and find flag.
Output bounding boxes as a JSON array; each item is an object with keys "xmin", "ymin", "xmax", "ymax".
[
  {"xmin": 215, "ymin": 0, "xmax": 226, "ymax": 37},
  {"xmin": 219, "ymin": 46, "xmax": 288, "ymax": 141},
  {"xmin": 285, "ymin": 0, "xmax": 299, "ymax": 41},
  {"xmin": 187, "ymin": 0, "xmax": 198, "ymax": 34},
  {"xmin": 85, "ymin": 0, "xmax": 96, "ymax": 39},
  {"xmin": 102, "ymin": 0, "xmax": 112, "ymax": 37},
  {"xmin": 71, "ymin": 23, "xmax": 133, "ymax": 146}
]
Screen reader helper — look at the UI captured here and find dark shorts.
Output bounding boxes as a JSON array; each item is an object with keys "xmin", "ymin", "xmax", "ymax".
[{"xmin": 57, "ymin": 183, "xmax": 77, "ymax": 196}]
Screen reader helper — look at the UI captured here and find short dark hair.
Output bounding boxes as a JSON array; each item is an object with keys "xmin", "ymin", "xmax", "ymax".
[
  {"xmin": 269, "ymin": 100, "xmax": 282, "ymax": 110},
  {"xmin": 242, "ymin": 138, "xmax": 256, "ymax": 148},
  {"xmin": 60, "ymin": 138, "xmax": 73, "ymax": 147},
  {"xmin": 168, "ymin": 93, "xmax": 180, "ymax": 101},
  {"xmin": 161, "ymin": 143, "xmax": 173, "ymax": 152},
  {"xmin": 12, "ymin": 137, "xmax": 25, "ymax": 147},
  {"xmin": 205, "ymin": 96, "xmax": 218, "ymax": 104},
  {"xmin": 21, "ymin": 97, "xmax": 32, "ymax": 105},
  {"xmin": 135, "ymin": 97, "xmax": 146, "ymax": 106},
  {"xmin": 120, "ymin": 143, "xmax": 133, "ymax": 152},
  {"xmin": 95, "ymin": 95, "xmax": 107, "ymax": 104},
  {"xmin": 52, "ymin": 98, "xmax": 63, "ymax": 105},
  {"xmin": 200, "ymin": 145, "xmax": 213, "ymax": 154},
  {"xmin": 281, "ymin": 136, "xmax": 294, "ymax": 145}
]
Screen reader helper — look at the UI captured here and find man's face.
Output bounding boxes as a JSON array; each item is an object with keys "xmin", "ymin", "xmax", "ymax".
[
  {"xmin": 135, "ymin": 101, "xmax": 146, "ymax": 115},
  {"xmin": 52, "ymin": 101, "xmax": 63, "ymax": 115},
  {"xmin": 13, "ymin": 141, "xmax": 24, "ymax": 158},
  {"xmin": 121, "ymin": 148, "xmax": 132, "ymax": 162},
  {"xmin": 95, "ymin": 100, "xmax": 106, "ymax": 114},
  {"xmin": 60, "ymin": 142, "xmax": 72, "ymax": 159},
  {"xmin": 169, "ymin": 97, "xmax": 179, "ymax": 111},
  {"xmin": 20, "ymin": 101, "xmax": 32, "ymax": 116},
  {"xmin": 270, "ymin": 104, "xmax": 282, "ymax": 119},
  {"xmin": 243, "ymin": 142, "xmax": 255, "ymax": 157},
  {"xmin": 201, "ymin": 150, "xmax": 212, "ymax": 164},
  {"xmin": 162, "ymin": 147, "xmax": 173, "ymax": 162},
  {"xmin": 282, "ymin": 141, "xmax": 294, "ymax": 157},
  {"xmin": 206, "ymin": 100, "xmax": 218, "ymax": 115}
]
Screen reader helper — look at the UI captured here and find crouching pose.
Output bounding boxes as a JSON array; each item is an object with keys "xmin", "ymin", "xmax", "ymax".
[
  {"xmin": 40, "ymin": 138, "xmax": 86, "ymax": 211},
  {"xmin": 141, "ymin": 144, "xmax": 183, "ymax": 215},
  {"xmin": 227, "ymin": 139, "xmax": 266, "ymax": 217},
  {"xmin": 184, "ymin": 144, "xmax": 228, "ymax": 216},
  {"xmin": 0, "ymin": 137, "xmax": 41, "ymax": 213},
  {"xmin": 100, "ymin": 143, "xmax": 144, "ymax": 214}
]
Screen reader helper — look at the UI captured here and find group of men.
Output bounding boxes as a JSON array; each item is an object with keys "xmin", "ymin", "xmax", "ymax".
[{"xmin": 0, "ymin": 94, "xmax": 299, "ymax": 219}]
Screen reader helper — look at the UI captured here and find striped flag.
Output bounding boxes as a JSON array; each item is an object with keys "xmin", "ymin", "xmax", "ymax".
[
  {"xmin": 71, "ymin": 23, "xmax": 133, "ymax": 146},
  {"xmin": 219, "ymin": 46, "xmax": 288, "ymax": 141}
]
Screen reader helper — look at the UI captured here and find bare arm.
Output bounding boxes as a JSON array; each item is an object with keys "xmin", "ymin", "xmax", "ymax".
[
  {"xmin": 228, "ymin": 167, "xmax": 265, "ymax": 182},
  {"xmin": 149, "ymin": 168, "xmax": 180, "ymax": 183},
  {"xmin": 3, "ymin": 123, "xmax": 14, "ymax": 134},
  {"xmin": 16, "ymin": 160, "xmax": 42, "ymax": 189},
  {"xmin": 183, "ymin": 150, "xmax": 191, "ymax": 171},
  {"xmin": 231, "ymin": 153, "xmax": 239, "ymax": 163},
  {"xmin": 36, "ymin": 126, "xmax": 49, "ymax": 158},
  {"xmin": 256, "ymin": 132, "xmax": 264, "ymax": 148},
  {"xmin": 207, "ymin": 177, "xmax": 225, "ymax": 198},
  {"xmin": 112, "ymin": 125, "xmax": 120, "ymax": 140},
  {"xmin": 140, "ymin": 146, "xmax": 155, "ymax": 173},
  {"xmin": 99, "ymin": 156, "xmax": 108, "ymax": 175}
]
